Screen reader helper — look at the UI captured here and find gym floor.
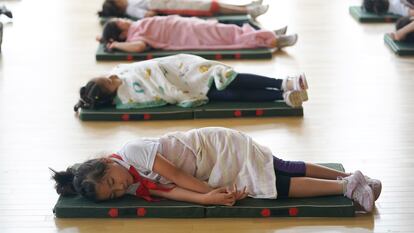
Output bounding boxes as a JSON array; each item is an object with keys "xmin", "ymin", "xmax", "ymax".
[{"xmin": 0, "ymin": 0, "xmax": 413, "ymax": 232}]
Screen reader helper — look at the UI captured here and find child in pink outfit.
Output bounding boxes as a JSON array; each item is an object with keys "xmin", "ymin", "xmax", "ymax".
[{"xmin": 100, "ymin": 15, "xmax": 298, "ymax": 53}]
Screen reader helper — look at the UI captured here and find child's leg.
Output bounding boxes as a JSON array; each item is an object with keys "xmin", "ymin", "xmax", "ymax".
[
  {"xmin": 288, "ymin": 177, "xmax": 343, "ymax": 198},
  {"xmin": 228, "ymin": 73, "xmax": 283, "ymax": 89},
  {"xmin": 305, "ymin": 163, "xmax": 351, "ymax": 180},
  {"xmin": 207, "ymin": 86, "xmax": 283, "ymax": 102}
]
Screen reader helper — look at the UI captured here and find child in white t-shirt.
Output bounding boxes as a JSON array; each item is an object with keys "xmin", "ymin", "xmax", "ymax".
[
  {"xmin": 51, "ymin": 127, "xmax": 382, "ymax": 212},
  {"xmin": 98, "ymin": 0, "xmax": 269, "ymax": 19}
]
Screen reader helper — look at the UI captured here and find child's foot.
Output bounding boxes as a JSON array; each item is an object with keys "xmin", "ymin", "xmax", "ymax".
[
  {"xmin": 365, "ymin": 176, "xmax": 382, "ymax": 201},
  {"xmin": 247, "ymin": 4, "xmax": 269, "ymax": 19},
  {"xmin": 282, "ymin": 74, "xmax": 308, "ymax": 101},
  {"xmin": 274, "ymin": 26, "xmax": 288, "ymax": 36},
  {"xmin": 0, "ymin": 5, "xmax": 13, "ymax": 18},
  {"xmin": 283, "ymin": 90, "xmax": 303, "ymax": 108},
  {"xmin": 275, "ymin": 34, "xmax": 298, "ymax": 49},
  {"xmin": 343, "ymin": 171, "xmax": 374, "ymax": 212}
]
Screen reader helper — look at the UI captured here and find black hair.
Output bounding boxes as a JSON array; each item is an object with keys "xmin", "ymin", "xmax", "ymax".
[
  {"xmin": 50, "ymin": 159, "xmax": 108, "ymax": 201},
  {"xmin": 98, "ymin": 0, "xmax": 125, "ymax": 17},
  {"xmin": 73, "ymin": 80, "xmax": 116, "ymax": 112},
  {"xmin": 396, "ymin": 16, "xmax": 414, "ymax": 43},
  {"xmin": 362, "ymin": 0, "xmax": 390, "ymax": 14},
  {"xmin": 101, "ymin": 20, "xmax": 124, "ymax": 44}
]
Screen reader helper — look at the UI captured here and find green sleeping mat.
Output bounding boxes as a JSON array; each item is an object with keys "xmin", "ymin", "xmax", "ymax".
[
  {"xmin": 96, "ymin": 44, "xmax": 273, "ymax": 61},
  {"xmin": 384, "ymin": 33, "xmax": 414, "ymax": 55},
  {"xmin": 78, "ymin": 102, "xmax": 303, "ymax": 121},
  {"xmin": 53, "ymin": 163, "xmax": 355, "ymax": 218},
  {"xmin": 349, "ymin": 6, "xmax": 400, "ymax": 22}
]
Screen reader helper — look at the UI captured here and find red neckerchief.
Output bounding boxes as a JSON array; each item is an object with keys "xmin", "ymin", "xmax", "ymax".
[{"xmin": 109, "ymin": 154, "xmax": 172, "ymax": 201}]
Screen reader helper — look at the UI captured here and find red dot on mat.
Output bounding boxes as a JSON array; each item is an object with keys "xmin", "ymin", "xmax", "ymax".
[
  {"xmin": 137, "ymin": 208, "xmax": 147, "ymax": 217},
  {"xmin": 289, "ymin": 207, "xmax": 299, "ymax": 216},
  {"xmin": 234, "ymin": 53, "xmax": 241, "ymax": 59},
  {"xmin": 215, "ymin": 54, "xmax": 222, "ymax": 60},
  {"xmin": 146, "ymin": 54, "xmax": 153, "ymax": 60},
  {"xmin": 143, "ymin": 114, "xmax": 151, "ymax": 120},
  {"xmin": 234, "ymin": 110, "xmax": 242, "ymax": 117},
  {"xmin": 108, "ymin": 208, "xmax": 118, "ymax": 218},
  {"xmin": 121, "ymin": 114, "xmax": 130, "ymax": 121},
  {"xmin": 260, "ymin": 208, "xmax": 271, "ymax": 217},
  {"xmin": 256, "ymin": 109, "xmax": 264, "ymax": 116},
  {"xmin": 126, "ymin": 55, "xmax": 133, "ymax": 61}
]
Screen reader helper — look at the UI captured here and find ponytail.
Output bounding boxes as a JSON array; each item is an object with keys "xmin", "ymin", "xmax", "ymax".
[
  {"xmin": 73, "ymin": 81, "xmax": 116, "ymax": 112},
  {"xmin": 49, "ymin": 167, "xmax": 77, "ymax": 196},
  {"xmin": 50, "ymin": 159, "xmax": 109, "ymax": 201}
]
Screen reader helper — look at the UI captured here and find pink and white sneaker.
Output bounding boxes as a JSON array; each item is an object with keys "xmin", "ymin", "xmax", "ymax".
[
  {"xmin": 343, "ymin": 171, "xmax": 374, "ymax": 212},
  {"xmin": 365, "ymin": 176, "xmax": 382, "ymax": 201},
  {"xmin": 282, "ymin": 74, "xmax": 309, "ymax": 101}
]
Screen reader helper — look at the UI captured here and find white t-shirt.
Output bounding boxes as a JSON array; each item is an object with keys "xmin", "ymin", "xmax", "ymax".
[
  {"xmin": 117, "ymin": 138, "xmax": 161, "ymax": 182},
  {"xmin": 126, "ymin": 0, "xmax": 149, "ymax": 18},
  {"xmin": 389, "ymin": 0, "xmax": 411, "ymax": 16},
  {"xmin": 117, "ymin": 137, "xmax": 197, "ymax": 184}
]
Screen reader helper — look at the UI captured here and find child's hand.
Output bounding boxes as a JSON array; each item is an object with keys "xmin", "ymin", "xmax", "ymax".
[
  {"xmin": 227, "ymin": 184, "xmax": 249, "ymax": 201},
  {"xmin": 106, "ymin": 42, "xmax": 118, "ymax": 51},
  {"xmin": 204, "ymin": 187, "xmax": 236, "ymax": 206}
]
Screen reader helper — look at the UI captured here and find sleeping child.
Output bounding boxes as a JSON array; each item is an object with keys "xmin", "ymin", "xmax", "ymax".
[
  {"xmin": 362, "ymin": 0, "xmax": 414, "ymax": 16},
  {"xmin": 73, "ymin": 54, "xmax": 308, "ymax": 111},
  {"xmin": 98, "ymin": 0, "xmax": 269, "ymax": 19},
  {"xmin": 98, "ymin": 15, "xmax": 297, "ymax": 52},
  {"xmin": 51, "ymin": 127, "xmax": 381, "ymax": 212}
]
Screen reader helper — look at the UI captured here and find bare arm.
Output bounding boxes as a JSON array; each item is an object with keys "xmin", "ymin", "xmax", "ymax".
[
  {"xmin": 107, "ymin": 40, "xmax": 147, "ymax": 53},
  {"xmin": 409, "ymin": 9, "xmax": 414, "ymax": 16},
  {"xmin": 393, "ymin": 21, "xmax": 414, "ymax": 41},
  {"xmin": 150, "ymin": 186, "xmax": 237, "ymax": 206},
  {"xmin": 152, "ymin": 153, "xmax": 213, "ymax": 194}
]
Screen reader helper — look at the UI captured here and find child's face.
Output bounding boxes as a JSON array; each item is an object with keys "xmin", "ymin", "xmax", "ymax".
[{"xmin": 95, "ymin": 160, "xmax": 134, "ymax": 201}]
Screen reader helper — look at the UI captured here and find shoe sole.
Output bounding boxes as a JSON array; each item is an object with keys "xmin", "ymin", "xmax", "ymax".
[
  {"xmin": 288, "ymin": 91, "xmax": 303, "ymax": 108},
  {"xmin": 300, "ymin": 90, "xmax": 308, "ymax": 102}
]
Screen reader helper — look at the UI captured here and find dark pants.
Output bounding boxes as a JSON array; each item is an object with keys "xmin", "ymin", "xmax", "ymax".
[
  {"xmin": 207, "ymin": 73, "xmax": 284, "ymax": 102},
  {"xmin": 273, "ymin": 156, "xmax": 306, "ymax": 199}
]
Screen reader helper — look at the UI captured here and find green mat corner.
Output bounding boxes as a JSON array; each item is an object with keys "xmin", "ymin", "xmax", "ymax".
[
  {"xmin": 384, "ymin": 33, "xmax": 414, "ymax": 56},
  {"xmin": 349, "ymin": 6, "xmax": 400, "ymax": 23}
]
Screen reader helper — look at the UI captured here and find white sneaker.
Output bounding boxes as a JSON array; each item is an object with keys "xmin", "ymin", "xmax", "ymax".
[
  {"xmin": 283, "ymin": 90, "xmax": 303, "ymax": 108},
  {"xmin": 282, "ymin": 74, "xmax": 308, "ymax": 101},
  {"xmin": 247, "ymin": 4, "xmax": 269, "ymax": 19},
  {"xmin": 343, "ymin": 171, "xmax": 374, "ymax": 212},
  {"xmin": 276, "ymin": 34, "xmax": 298, "ymax": 49},
  {"xmin": 274, "ymin": 26, "xmax": 288, "ymax": 36}
]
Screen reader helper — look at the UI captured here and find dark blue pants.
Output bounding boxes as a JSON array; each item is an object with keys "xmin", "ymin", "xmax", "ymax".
[{"xmin": 207, "ymin": 73, "xmax": 284, "ymax": 102}]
